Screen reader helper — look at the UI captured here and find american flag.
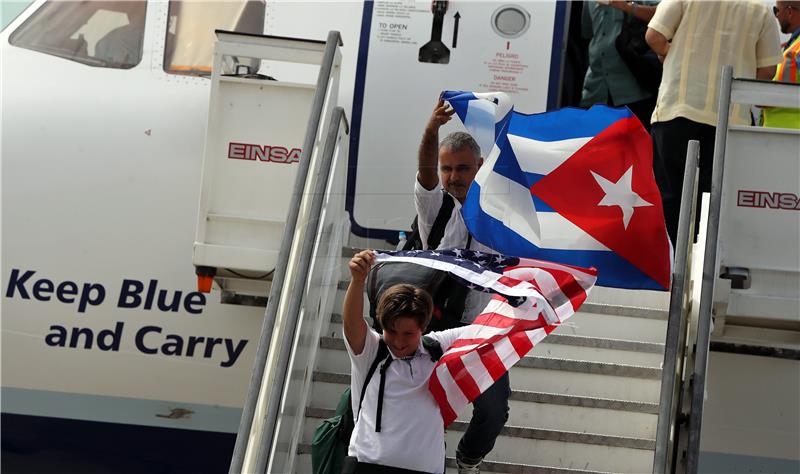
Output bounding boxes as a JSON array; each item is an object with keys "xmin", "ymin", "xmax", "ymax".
[{"xmin": 373, "ymin": 249, "xmax": 597, "ymax": 426}]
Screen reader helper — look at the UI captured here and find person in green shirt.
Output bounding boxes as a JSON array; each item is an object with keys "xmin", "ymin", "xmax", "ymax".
[{"xmin": 581, "ymin": 1, "xmax": 658, "ymax": 130}]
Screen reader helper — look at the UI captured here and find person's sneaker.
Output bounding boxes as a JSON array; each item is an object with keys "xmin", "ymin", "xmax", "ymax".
[{"xmin": 455, "ymin": 451, "xmax": 483, "ymax": 474}]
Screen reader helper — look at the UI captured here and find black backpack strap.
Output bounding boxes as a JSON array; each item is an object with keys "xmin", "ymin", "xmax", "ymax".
[
  {"xmin": 356, "ymin": 339, "xmax": 390, "ymax": 421},
  {"xmin": 401, "ymin": 215, "xmax": 422, "ymax": 251},
  {"xmin": 422, "ymin": 336, "xmax": 444, "ymax": 361},
  {"xmin": 426, "ymin": 191, "xmax": 456, "ymax": 250},
  {"xmin": 375, "ymin": 356, "xmax": 394, "ymax": 432}
]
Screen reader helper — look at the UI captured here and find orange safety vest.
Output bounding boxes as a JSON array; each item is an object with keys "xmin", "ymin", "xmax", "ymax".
[
  {"xmin": 763, "ymin": 34, "xmax": 800, "ymax": 129},
  {"xmin": 774, "ymin": 34, "xmax": 800, "ymax": 83}
]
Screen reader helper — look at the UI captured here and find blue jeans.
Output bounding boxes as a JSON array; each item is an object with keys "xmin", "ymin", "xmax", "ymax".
[{"xmin": 457, "ymin": 372, "xmax": 511, "ymax": 460}]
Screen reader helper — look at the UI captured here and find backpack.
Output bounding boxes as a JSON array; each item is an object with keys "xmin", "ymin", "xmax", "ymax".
[
  {"xmin": 615, "ymin": 13, "xmax": 663, "ymax": 95},
  {"xmin": 367, "ymin": 191, "xmax": 471, "ymax": 333},
  {"xmin": 310, "ymin": 337, "xmax": 444, "ymax": 474}
]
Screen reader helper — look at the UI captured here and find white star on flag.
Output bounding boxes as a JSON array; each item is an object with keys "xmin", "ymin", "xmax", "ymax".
[{"xmin": 591, "ymin": 166, "xmax": 652, "ymax": 229}]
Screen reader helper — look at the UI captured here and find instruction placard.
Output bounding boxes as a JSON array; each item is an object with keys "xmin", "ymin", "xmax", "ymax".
[{"xmin": 349, "ymin": 0, "xmax": 562, "ymax": 236}]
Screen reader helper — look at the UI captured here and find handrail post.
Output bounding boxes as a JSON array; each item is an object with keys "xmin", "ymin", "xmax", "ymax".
[
  {"xmin": 251, "ymin": 107, "xmax": 348, "ymax": 474},
  {"xmin": 654, "ymin": 140, "xmax": 700, "ymax": 474},
  {"xmin": 229, "ymin": 30, "xmax": 342, "ymax": 474},
  {"xmin": 685, "ymin": 65, "xmax": 734, "ymax": 473}
]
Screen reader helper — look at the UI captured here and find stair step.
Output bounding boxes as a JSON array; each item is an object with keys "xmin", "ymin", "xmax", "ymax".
[
  {"xmin": 295, "ymin": 446, "xmax": 613, "ymax": 474},
  {"xmin": 299, "ymin": 415, "xmax": 654, "ymax": 472},
  {"xmin": 309, "ymin": 375, "xmax": 657, "ymax": 414},
  {"xmin": 335, "ymin": 284, "xmax": 668, "ymax": 319},
  {"xmin": 301, "ymin": 413, "xmax": 655, "ymax": 450},
  {"xmin": 309, "ymin": 371, "xmax": 658, "ymax": 438},
  {"xmin": 324, "ymin": 318, "xmax": 664, "ymax": 367},
  {"xmin": 544, "ymin": 334, "xmax": 663, "ymax": 353},
  {"xmin": 305, "ymin": 389, "xmax": 658, "ymax": 439},
  {"xmin": 329, "ymin": 314, "xmax": 663, "ymax": 353},
  {"xmin": 509, "ymin": 390, "xmax": 658, "ymax": 414},
  {"xmin": 516, "ymin": 356, "xmax": 660, "ymax": 379},
  {"xmin": 312, "ymin": 359, "xmax": 661, "ymax": 404},
  {"xmin": 578, "ymin": 302, "xmax": 666, "ymax": 321},
  {"xmin": 443, "ymin": 430, "xmax": 654, "ymax": 473},
  {"xmin": 320, "ymin": 332, "xmax": 664, "ymax": 356},
  {"xmin": 451, "ymin": 422, "xmax": 654, "ymax": 450},
  {"xmin": 444, "ymin": 457, "xmax": 611, "ymax": 474},
  {"xmin": 317, "ymin": 338, "xmax": 661, "ymax": 379},
  {"xmin": 328, "ymin": 310, "xmax": 668, "ymax": 345}
]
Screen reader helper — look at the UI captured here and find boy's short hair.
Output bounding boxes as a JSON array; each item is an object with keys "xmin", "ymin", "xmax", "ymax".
[{"xmin": 377, "ymin": 283, "xmax": 433, "ymax": 332}]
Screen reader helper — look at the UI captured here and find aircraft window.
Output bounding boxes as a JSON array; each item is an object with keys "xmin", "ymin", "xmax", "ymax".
[
  {"xmin": 164, "ymin": 0, "xmax": 265, "ymax": 77},
  {"xmin": 2, "ymin": 1, "xmax": 34, "ymax": 31},
  {"xmin": 9, "ymin": 1, "xmax": 145, "ymax": 69}
]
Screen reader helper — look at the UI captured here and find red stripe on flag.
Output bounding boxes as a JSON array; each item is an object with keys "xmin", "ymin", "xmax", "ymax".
[
  {"xmin": 473, "ymin": 311, "xmax": 548, "ymax": 329},
  {"xmin": 515, "ymin": 256, "xmax": 598, "ymax": 275},
  {"xmin": 546, "ymin": 267, "xmax": 588, "ymax": 310},
  {"xmin": 508, "ymin": 331, "xmax": 534, "ymax": 356},
  {"xmin": 477, "ymin": 343, "xmax": 507, "ymax": 381},
  {"xmin": 445, "ymin": 320, "xmax": 546, "ymax": 351},
  {"xmin": 497, "ymin": 275, "xmax": 526, "ymax": 288},
  {"xmin": 428, "ymin": 370, "xmax": 458, "ymax": 427},
  {"xmin": 445, "ymin": 355, "xmax": 482, "ymax": 401}
]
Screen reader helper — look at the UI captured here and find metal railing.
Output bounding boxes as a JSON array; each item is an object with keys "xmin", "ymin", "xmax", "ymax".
[
  {"xmin": 229, "ymin": 30, "xmax": 343, "ymax": 474},
  {"xmin": 684, "ymin": 65, "xmax": 735, "ymax": 474},
  {"xmin": 653, "ymin": 140, "xmax": 699, "ymax": 474},
  {"xmin": 673, "ymin": 66, "xmax": 800, "ymax": 473},
  {"xmin": 253, "ymin": 106, "xmax": 349, "ymax": 473}
]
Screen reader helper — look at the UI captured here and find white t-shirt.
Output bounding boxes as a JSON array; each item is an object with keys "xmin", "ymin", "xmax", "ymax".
[
  {"xmin": 414, "ymin": 176, "xmax": 494, "ymax": 323},
  {"xmin": 345, "ymin": 326, "xmax": 463, "ymax": 473}
]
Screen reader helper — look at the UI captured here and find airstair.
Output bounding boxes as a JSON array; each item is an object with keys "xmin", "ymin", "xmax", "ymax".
[
  {"xmin": 292, "ymin": 274, "xmax": 669, "ymax": 473},
  {"xmin": 199, "ymin": 30, "xmax": 798, "ymax": 473}
]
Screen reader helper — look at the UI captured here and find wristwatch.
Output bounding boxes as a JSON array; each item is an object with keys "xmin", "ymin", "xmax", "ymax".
[{"xmin": 629, "ymin": 1, "xmax": 637, "ymax": 15}]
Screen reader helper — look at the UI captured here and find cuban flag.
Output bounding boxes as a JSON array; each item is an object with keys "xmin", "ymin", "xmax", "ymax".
[
  {"xmin": 374, "ymin": 249, "xmax": 597, "ymax": 426},
  {"xmin": 441, "ymin": 91, "xmax": 671, "ymax": 290}
]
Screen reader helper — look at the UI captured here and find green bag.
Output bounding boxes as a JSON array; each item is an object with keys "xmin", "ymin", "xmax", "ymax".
[
  {"xmin": 311, "ymin": 339, "xmax": 388, "ymax": 474},
  {"xmin": 310, "ymin": 386, "xmax": 354, "ymax": 474}
]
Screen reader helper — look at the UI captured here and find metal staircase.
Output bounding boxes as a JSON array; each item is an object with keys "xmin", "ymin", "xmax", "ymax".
[
  {"xmin": 221, "ymin": 54, "xmax": 799, "ymax": 472},
  {"xmin": 294, "ymin": 256, "xmax": 670, "ymax": 473}
]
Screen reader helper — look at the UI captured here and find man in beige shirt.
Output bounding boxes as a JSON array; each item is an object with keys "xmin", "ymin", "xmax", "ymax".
[{"xmin": 645, "ymin": 0, "xmax": 782, "ymax": 242}]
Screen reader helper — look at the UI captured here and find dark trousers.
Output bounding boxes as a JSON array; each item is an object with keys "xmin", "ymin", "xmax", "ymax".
[
  {"xmin": 651, "ymin": 117, "xmax": 717, "ymax": 244},
  {"xmin": 456, "ymin": 372, "xmax": 511, "ymax": 460},
  {"xmin": 607, "ymin": 95, "xmax": 657, "ymax": 132}
]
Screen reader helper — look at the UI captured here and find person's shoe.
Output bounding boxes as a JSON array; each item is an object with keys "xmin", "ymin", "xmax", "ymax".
[{"xmin": 456, "ymin": 451, "xmax": 483, "ymax": 474}]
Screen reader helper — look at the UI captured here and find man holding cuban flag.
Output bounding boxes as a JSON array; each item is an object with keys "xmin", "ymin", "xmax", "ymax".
[
  {"xmin": 409, "ymin": 92, "xmax": 670, "ymax": 472},
  {"xmin": 440, "ymin": 90, "xmax": 672, "ymax": 291}
]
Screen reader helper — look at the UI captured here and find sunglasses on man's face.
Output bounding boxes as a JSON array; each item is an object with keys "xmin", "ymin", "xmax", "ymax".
[{"xmin": 775, "ymin": 5, "xmax": 796, "ymax": 16}]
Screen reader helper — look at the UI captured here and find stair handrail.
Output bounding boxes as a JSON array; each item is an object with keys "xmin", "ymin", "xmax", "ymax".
[
  {"xmin": 684, "ymin": 66, "xmax": 800, "ymax": 473},
  {"xmin": 249, "ymin": 106, "xmax": 349, "ymax": 473},
  {"xmin": 653, "ymin": 140, "xmax": 699, "ymax": 474},
  {"xmin": 684, "ymin": 63, "xmax": 734, "ymax": 474},
  {"xmin": 229, "ymin": 30, "xmax": 343, "ymax": 474}
]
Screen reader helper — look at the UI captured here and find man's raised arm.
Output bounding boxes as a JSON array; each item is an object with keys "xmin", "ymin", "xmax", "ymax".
[{"xmin": 417, "ymin": 98, "xmax": 455, "ymax": 190}]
